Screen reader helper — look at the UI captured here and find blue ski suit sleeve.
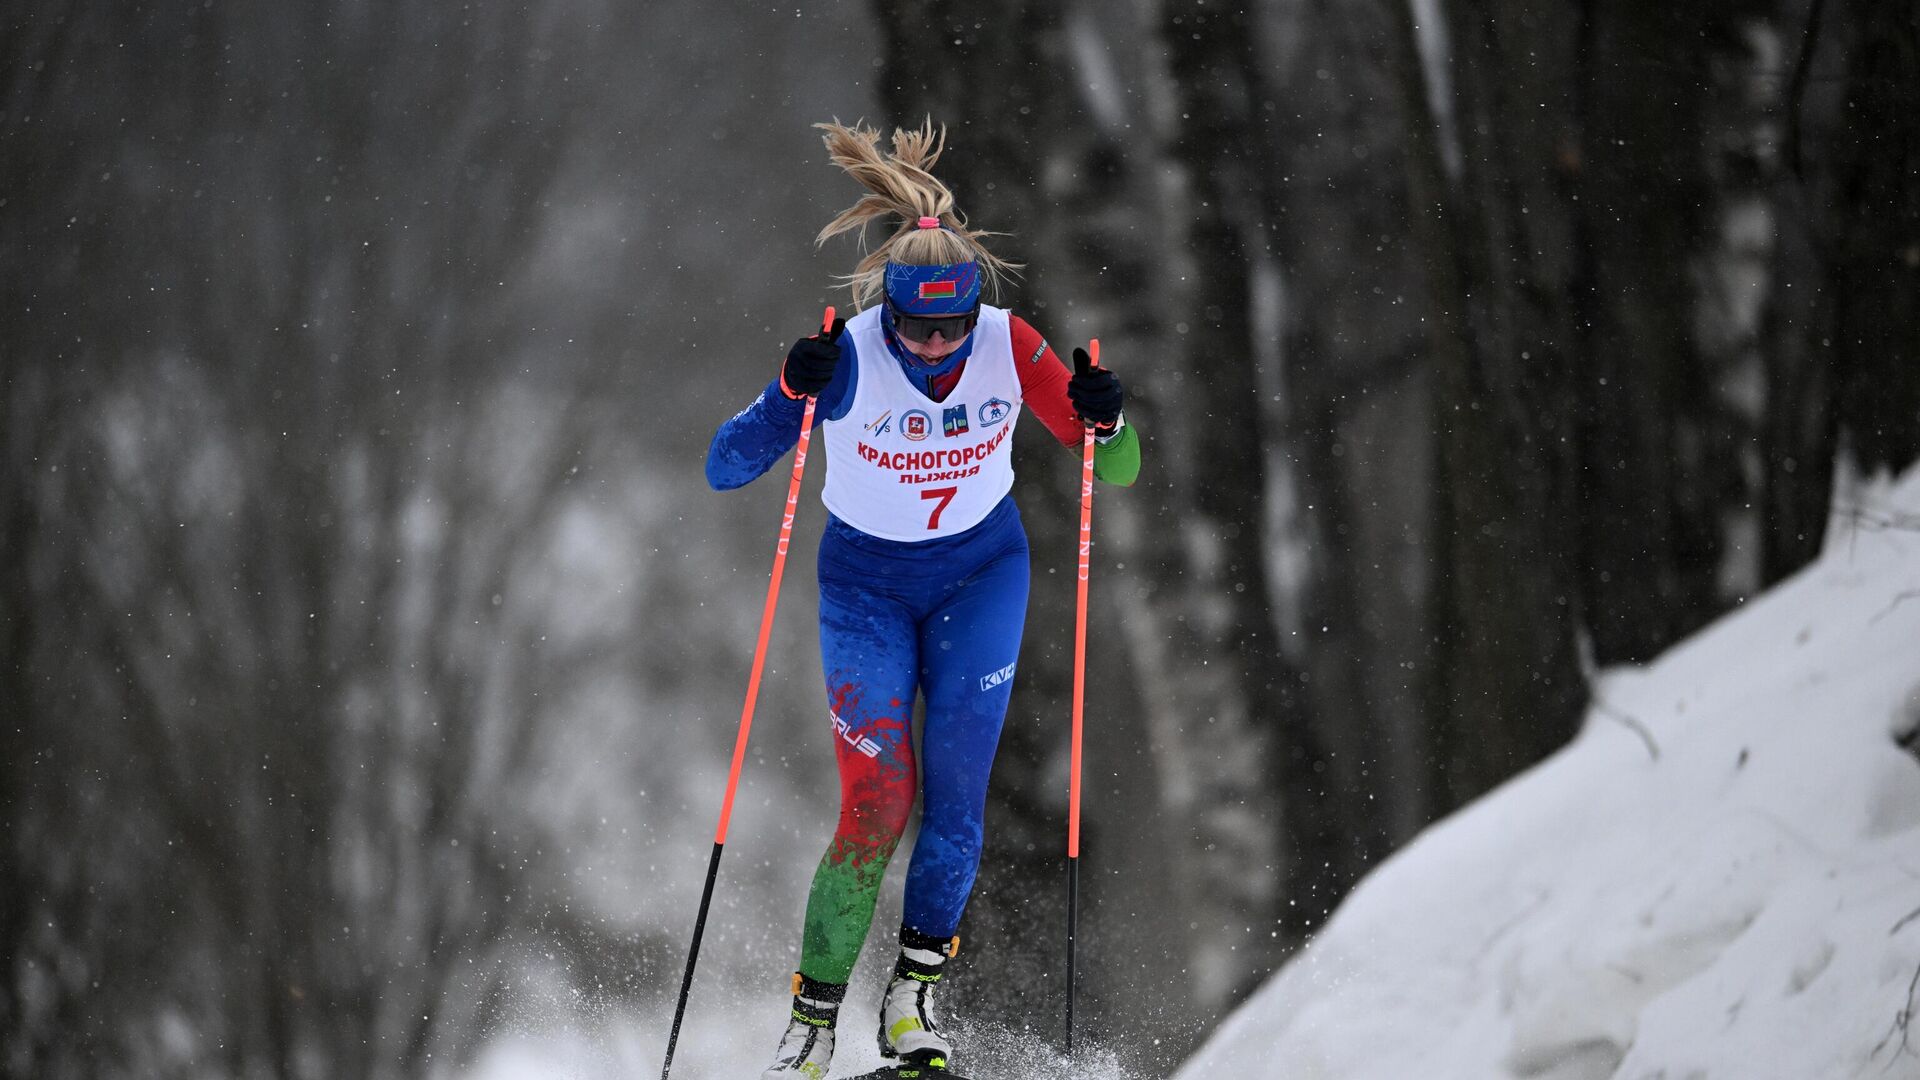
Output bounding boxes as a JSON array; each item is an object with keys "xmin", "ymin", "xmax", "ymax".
[
  {"xmin": 705, "ymin": 378, "xmax": 805, "ymax": 491},
  {"xmin": 704, "ymin": 338, "xmax": 857, "ymax": 490}
]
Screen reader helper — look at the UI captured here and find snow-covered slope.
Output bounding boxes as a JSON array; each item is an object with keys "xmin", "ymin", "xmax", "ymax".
[{"xmin": 1177, "ymin": 466, "xmax": 1920, "ymax": 1080}]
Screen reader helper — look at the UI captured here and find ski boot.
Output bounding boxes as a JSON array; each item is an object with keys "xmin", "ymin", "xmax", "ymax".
[
  {"xmin": 761, "ymin": 973, "xmax": 845, "ymax": 1080},
  {"xmin": 877, "ymin": 926, "xmax": 959, "ymax": 1070}
]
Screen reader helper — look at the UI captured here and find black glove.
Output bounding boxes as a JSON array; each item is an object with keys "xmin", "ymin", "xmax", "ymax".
[
  {"xmin": 782, "ymin": 317, "xmax": 846, "ymax": 398},
  {"xmin": 1067, "ymin": 346, "xmax": 1124, "ymax": 429}
]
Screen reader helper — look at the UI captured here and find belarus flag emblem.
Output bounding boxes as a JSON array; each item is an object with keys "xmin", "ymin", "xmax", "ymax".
[{"xmin": 918, "ymin": 280, "xmax": 959, "ymax": 300}]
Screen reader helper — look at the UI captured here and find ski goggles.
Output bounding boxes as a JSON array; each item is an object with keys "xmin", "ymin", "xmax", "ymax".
[{"xmin": 885, "ymin": 299, "xmax": 980, "ymax": 344}]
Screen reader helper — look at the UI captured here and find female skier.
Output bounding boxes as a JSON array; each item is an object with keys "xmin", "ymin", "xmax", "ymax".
[{"xmin": 706, "ymin": 119, "xmax": 1140, "ymax": 1078}]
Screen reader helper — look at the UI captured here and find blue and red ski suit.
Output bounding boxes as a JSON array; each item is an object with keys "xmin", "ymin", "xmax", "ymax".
[{"xmin": 707, "ymin": 310, "xmax": 1138, "ymax": 984}]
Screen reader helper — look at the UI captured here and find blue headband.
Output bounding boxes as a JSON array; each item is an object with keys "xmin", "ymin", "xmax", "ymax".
[{"xmin": 884, "ymin": 261, "xmax": 982, "ymax": 317}]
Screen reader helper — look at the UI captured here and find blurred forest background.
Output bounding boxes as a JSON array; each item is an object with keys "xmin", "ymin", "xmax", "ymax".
[{"xmin": 4, "ymin": 1, "xmax": 1916, "ymax": 1078}]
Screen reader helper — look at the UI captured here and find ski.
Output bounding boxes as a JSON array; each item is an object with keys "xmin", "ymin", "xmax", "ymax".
[{"xmin": 840, "ymin": 1068, "xmax": 974, "ymax": 1080}]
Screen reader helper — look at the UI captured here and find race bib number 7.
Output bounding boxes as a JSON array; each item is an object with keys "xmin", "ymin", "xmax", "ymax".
[{"xmin": 920, "ymin": 486, "xmax": 958, "ymax": 530}]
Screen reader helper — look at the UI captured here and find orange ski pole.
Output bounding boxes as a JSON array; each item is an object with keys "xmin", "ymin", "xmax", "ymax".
[
  {"xmin": 1067, "ymin": 338, "xmax": 1098, "ymax": 1055},
  {"xmin": 662, "ymin": 306, "xmax": 833, "ymax": 1080}
]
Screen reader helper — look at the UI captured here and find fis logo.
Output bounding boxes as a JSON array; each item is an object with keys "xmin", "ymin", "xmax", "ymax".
[
  {"xmin": 865, "ymin": 410, "xmax": 893, "ymax": 436},
  {"xmin": 902, "ymin": 410, "xmax": 932, "ymax": 441},
  {"xmin": 942, "ymin": 404, "xmax": 969, "ymax": 437},
  {"xmin": 831, "ymin": 711, "xmax": 882, "ymax": 759},
  {"xmin": 979, "ymin": 398, "xmax": 1011, "ymax": 426},
  {"xmin": 979, "ymin": 661, "xmax": 1016, "ymax": 692}
]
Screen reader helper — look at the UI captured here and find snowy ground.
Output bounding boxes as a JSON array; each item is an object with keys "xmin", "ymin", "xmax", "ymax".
[
  {"xmin": 1178, "ymin": 465, "xmax": 1920, "ymax": 1080},
  {"xmin": 459, "ymin": 467, "xmax": 1920, "ymax": 1080},
  {"xmin": 457, "ymin": 825, "xmax": 1142, "ymax": 1080},
  {"xmin": 465, "ymin": 1009, "xmax": 1134, "ymax": 1080}
]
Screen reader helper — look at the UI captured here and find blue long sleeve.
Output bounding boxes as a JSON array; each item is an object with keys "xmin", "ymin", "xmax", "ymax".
[
  {"xmin": 706, "ymin": 379, "xmax": 806, "ymax": 491},
  {"xmin": 705, "ymin": 343, "xmax": 858, "ymax": 491}
]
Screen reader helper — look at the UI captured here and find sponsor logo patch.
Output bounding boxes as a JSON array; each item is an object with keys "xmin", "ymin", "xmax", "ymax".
[
  {"xmin": 979, "ymin": 398, "xmax": 1011, "ymax": 426},
  {"xmin": 979, "ymin": 661, "xmax": 1017, "ymax": 691},
  {"xmin": 919, "ymin": 280, "xmax": 958, "ymax": 300},
  {"xmin": 901, "ymin": 410, "xmax": 932, "ymax": 441},
  {"xmin": 942, "ymin": 404, "xmax": 969, "ymax": 437}
]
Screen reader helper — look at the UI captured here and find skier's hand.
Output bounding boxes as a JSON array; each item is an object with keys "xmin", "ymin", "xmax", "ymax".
[
  {"xmin": 1068, "ymin": 346, "xmax": 1124, "ymax": 432},
  {"xmin": 781, "ymin": 317, "xmax": 845, "ymax": 399}
]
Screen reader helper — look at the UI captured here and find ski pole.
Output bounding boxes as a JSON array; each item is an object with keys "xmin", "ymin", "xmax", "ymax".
[
  {"xmin": 661, "ymin": 306, "xmax": 834, "ymax": 1080},
  {"xmin": 1066, "ymin": 337, "xmax": 1099, "ymax": 1057}
]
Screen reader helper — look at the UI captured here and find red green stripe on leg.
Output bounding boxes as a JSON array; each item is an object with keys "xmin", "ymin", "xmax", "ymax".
[{"xmin": 799, "ymin": 833, "xmax": 902, "ymax": 984}]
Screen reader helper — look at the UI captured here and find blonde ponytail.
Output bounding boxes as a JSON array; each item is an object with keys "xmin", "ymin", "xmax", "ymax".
[{"xmin": 813, "ymin": 118, "xmax": 1021, "ymax": 310}]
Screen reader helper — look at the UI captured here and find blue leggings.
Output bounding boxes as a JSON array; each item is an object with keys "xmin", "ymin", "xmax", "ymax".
[{"xmin": 796, "ymin": 497, "xmax": 1030, "ymax": 983}]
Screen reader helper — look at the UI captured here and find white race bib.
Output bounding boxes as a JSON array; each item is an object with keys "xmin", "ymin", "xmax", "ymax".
[{"xmin": 820, "ymin": 305, "xmax": 1021, "ymax": 541}]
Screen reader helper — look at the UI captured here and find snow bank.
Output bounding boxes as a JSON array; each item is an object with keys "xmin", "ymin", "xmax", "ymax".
[{"xmin": 1177, "ymin": 466, "xmax": 1920, "ymax": 1080}]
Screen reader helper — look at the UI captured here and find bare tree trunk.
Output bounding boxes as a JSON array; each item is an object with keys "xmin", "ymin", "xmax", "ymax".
[
  {"xmin": 1761, "ymin": 0, "xmax": 1920, "ymax": 577},
  {"xmin": 1570, "ymin": 2, "xmax": 1749, "ymax": 663},
  {"xmin": 1828, "ymin": 0, "xmax": 1920, "ymax": 471},
  {"xmin": 1143, "ymin": 0, "xmax": 1321, "ymax": 987},
  {"xmin": 0, "ymin": 373, "xmax": 49, "ymax": 1077},
  {"xmin": 1238, "ymin": 0, "xmax": 1456, "ymax": 895},
  {"xmin": 1415, "ymin": 0, "xmax": 1589, "ymax": 808}
]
